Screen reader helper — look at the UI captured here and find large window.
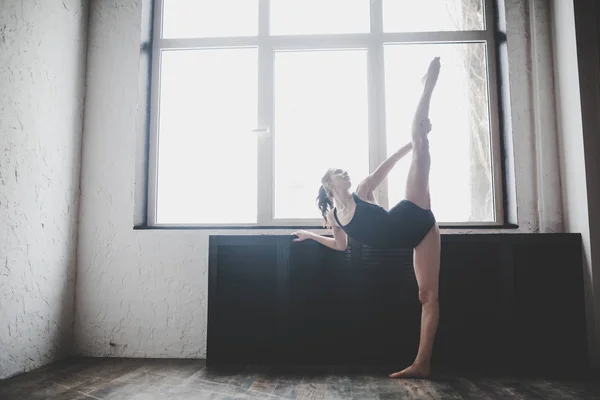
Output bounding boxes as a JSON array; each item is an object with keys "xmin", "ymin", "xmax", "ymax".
[{"xmin": 148, "ymin": 0, "xmax": 503, "ymax": 227}]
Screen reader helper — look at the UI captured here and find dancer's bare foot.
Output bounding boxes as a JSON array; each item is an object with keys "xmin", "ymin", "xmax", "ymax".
[
  {"xmin": 421, "ymin": 57, "xmax": 441, "ymax": 93},
  {"xmin": 389, "ymin": 363, "xmax": 431, "ymax": 379}
]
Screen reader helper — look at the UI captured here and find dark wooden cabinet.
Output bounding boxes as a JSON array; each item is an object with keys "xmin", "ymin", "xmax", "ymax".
[
  {"xmin": 207, "ymin": 234, "xmax": 588, "ymax": 377},
  {"xmin": 434, "ymin": 236, "xmax": 511, "ymax": 372},
  {"xmin": 207, "ymin": 240, "xmax": 280, "ymax": 363}
]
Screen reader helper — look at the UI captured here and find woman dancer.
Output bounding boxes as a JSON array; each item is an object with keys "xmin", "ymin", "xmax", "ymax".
[{"xmin": 292, "ymin": 57, "xmax": 442, "ymax": 378}]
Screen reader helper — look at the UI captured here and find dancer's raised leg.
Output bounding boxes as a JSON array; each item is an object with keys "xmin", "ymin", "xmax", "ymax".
[{"xmin": 404, "ymin": 57, "xmax": 440, "ymax": 210}]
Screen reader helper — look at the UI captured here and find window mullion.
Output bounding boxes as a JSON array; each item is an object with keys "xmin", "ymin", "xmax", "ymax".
[
  {"xmin": 147, "ymin": 0, "xmax": 165, "ymax": 226},
  {"xmin": 484, "ymin": 0, "xmax": 504, "ymax": 223},
  {"xmin": 483, "ymin": 0, "xmax": 495, "ymax": 32},
  {"xmin": 259, "ymin": 0, "xmax": 270, "ymax": 36},
  {"xmin": 257, "ymin": 0, "xmax": 273, "ymax": 225},
  {"xmin": 370, "ymin": 45, "xmax": 389, "ymax": 209},
  {"xmin": 371, "ymin": 0, "xmax": 383, "ymax": 35},
  {"xmin": 370, "ymin": 0, "xmax": 388, "ymax": 208}
]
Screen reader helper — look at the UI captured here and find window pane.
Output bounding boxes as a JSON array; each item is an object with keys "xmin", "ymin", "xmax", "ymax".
[
  {"xmin": 383, "ymin": 0, "xmax": 484, "ymax": 32},
  {"xmin": 156, "ymin": 49, "xmax": 258, "ymax": 224},
  {"xmin": 162, "ymin": 0, "xmax": 258, "ymax": 38},
  {"xmin": 384, "ymin": 43, "xmax": 494, "ymax": 222},
  {"xmin": 274, "ymin": 50, "xmax": 369, "ymax": 220},
  {"xmin": 270, "ymin": 0, "xmax": 370, "ymax": 35}
]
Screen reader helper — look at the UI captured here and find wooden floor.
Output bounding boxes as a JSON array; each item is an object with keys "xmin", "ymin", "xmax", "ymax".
[{"xmin": 1, "ymin": 357, "xmax": 599, "ymax": 400}]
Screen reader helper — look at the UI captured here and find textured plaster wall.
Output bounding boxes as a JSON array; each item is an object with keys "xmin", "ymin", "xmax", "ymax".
[
  {"xmin": 0, "ymin": 0, "xmax": 88, "ymax": 379},
  {"xmin": 497, "ymin": 0, "xmax": 563, "ymax": 233},
  {"xmin": 76, "ymin": 0, "xmax": 563, "ymax": 358}
]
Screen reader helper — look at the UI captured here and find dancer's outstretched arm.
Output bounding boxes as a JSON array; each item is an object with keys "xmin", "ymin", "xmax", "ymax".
[
  {"xmin": 292, "ymin": 229, "xmax": 348, "ymax": 251},
  {"xmin": 360, "ymin": 121, "xmax": 431, "ymax": 192},
  {"xmin": 292, "ymin": 212, "xmax": 348, "ymax": 251}
]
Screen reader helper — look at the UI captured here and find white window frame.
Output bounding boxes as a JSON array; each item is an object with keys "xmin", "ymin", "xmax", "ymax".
[{"xmin": 147, "ymin": 0, "xmax": 503, "ymax": 228}]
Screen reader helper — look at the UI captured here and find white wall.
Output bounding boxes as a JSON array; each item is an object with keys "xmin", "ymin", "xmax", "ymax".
[
  {"xmin": 75, "ymin": 0, "xmax": 564, "ymax": 358},
  {"xmin": 551, "ymin": 0, "xmax": 600, "ymax": 366},
  {"xmin": 0, "ymin": 0, "xmax": 88, "ymax": 379}
]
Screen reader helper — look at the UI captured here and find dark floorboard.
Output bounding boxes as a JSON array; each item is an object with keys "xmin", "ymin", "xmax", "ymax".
[{"xmin": 1, "ymin": 357, "xmax": 599, "ymax": 399}]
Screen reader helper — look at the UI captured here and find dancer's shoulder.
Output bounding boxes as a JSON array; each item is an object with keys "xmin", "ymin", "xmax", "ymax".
[{"xmin": 355, "ymin": 181, "xmax": 376, "ymax": 204}]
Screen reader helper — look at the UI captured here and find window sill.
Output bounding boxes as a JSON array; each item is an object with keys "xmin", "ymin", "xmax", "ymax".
[{"xmin": 133, "ymin": 223, "xmax": 520, "ymax": 230}]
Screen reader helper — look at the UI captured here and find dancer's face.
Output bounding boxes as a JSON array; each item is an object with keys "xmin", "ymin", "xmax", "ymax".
[{"xmin": 322, "ymin": 168, "xmax": 351, "ymax": 193}]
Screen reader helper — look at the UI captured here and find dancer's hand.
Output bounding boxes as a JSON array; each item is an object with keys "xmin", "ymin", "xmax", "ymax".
[
  {"xmin": 415, "ymin": 118, "xmax": 432, "ymax": 135},
  {"xmin": 292, "ymin": 230, "xmax": 312, "ymax": 242}
]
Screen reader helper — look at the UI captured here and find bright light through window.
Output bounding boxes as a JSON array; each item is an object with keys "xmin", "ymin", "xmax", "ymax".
[
  {"xmin": 384, "ymin": 43, "xmax": 493, "ymax": 222},
  {"xmin": 162, "ymin": 0, "xmax": 258, "ymax": 38},
  {"xmin": 273, "ymin": 50, "xmax": 370, "ymax": 219},
  {"xmin": 270, "ymin": 0, "xmax": 370, "ymax": 35},
  {"xmin": 383, "ymin": 0, "xmax": 484, "ymax": 32},
  {"xmin": 156, "ymin": 48, "xmax": 258, "ymax": 224}
]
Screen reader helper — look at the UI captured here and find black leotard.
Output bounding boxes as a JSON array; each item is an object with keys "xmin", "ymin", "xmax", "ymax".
[{"xmin": 333, "ymin": 193, "xmax": 436, "ymax": 249}]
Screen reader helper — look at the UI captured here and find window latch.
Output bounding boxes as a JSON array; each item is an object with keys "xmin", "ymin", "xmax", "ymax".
[{"xmin": 252, "ymin": 127, "xmax": 271, "ymax": 137}]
